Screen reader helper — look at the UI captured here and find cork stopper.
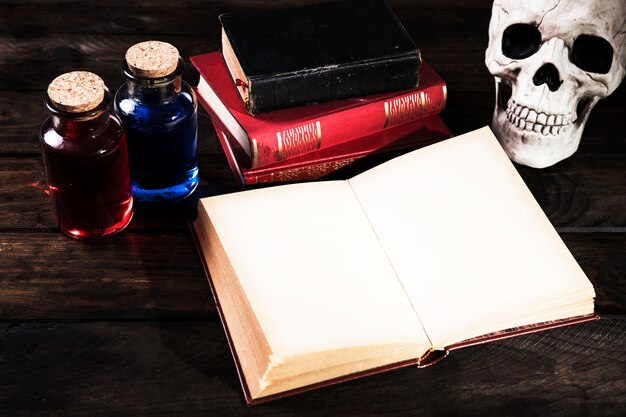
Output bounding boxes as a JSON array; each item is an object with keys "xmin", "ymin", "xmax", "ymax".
[
  {"xmin": 125, "ymin": 41, "xmax": 180, "ymax": 78},
  {"xmin": 47, "ymin": 71, "xmax": 105, "ymax": 113}
]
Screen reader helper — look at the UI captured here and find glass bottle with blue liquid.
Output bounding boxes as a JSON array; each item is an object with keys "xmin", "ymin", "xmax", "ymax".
[{"xmin": 115, "ymin": 41, "xmax": 198, "ymax": 203}]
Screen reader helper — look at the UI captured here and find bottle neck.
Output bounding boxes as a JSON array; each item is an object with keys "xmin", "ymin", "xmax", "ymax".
[
  {"xmin": 126, "ymin": 75, "xmax": 182, "ymax": 104},
  {"xmin": 52, "ymin": 107, "xmax": 110, "ymax": 139}
]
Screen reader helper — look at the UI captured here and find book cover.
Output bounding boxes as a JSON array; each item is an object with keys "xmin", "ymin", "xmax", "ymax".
[
  {"xmin": 220, "ymin": 0, "xmax": 420, "ymax": 114},
  {"xmin": 191, "ymin": 52, "xmax": 447, "ymax": 169},
  {"xmin": 204, "ymin": 107, "xmax": 452, "ymax": 188},
  {"xmin": 192, "ymin": 127, "xmax": 597, "ymax": 404}
]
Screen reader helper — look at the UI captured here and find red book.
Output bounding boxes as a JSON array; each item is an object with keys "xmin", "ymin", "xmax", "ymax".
[
  {"xmin": 191, "ymin": 52, "xmax": 447, "ymax": 169},
  {"xmin": 207, "ymin": 111, "xmax": 452, "ymax": 188}
]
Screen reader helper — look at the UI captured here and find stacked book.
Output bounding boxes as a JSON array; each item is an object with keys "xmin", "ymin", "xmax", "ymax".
[{"xmin": 192, "ymin": 0, "xmax": 451, "ymax": 187}]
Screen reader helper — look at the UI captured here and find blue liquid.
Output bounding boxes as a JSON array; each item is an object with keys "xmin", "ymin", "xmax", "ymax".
[{"xmin": 115, "ymin": 82, "xmax": 199, "ymax": 203}]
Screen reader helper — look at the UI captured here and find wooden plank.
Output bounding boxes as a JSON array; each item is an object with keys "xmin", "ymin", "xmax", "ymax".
[
  {"xmin": 0, "ymin": 0, "xmax": 495, "ymax": 11},
  {"xmin": 0, "ymin": 318, "xmax": 623, "ymax": 415},
  {"xmin": 0, "ymin": 33, "xmax": 494, "ymax": 91},
  {"xmin": 0, "ymin": 56, "xmax": 494, "ymax": 96},
  {"xmin": 0, "ymin": 156, "xmax": 238, "ymax": 230},
  {"xmin": 518, "ymin": 157, "xmax": 626, "ymax": 228},
  {"xmin": 0, "ymin": 57, "xmax": 201, "ymax": 91},
  {"xmin": 1, "ymin": 151, "xmax": 624, "ymax": 229},
  {"xmin": 0, "ymin": 232, "xmax": 214, "ymax": 320},
  {"xmin": 1, "ymin": 7, "xmax": 491, "ymax": 36},
  {"xmin": 0, "ymin": 91, "xmax": 224, "ymax": 155},
  {"xmin": 563, "ymin": 234, "xmax": 626, "ymax": 316},
  {"xmin": 3, "ymin": 89, "xmax": 625, "ymax": 155},
  {"xmin": 0, "ymin": 33, "xmax": 487, "ymax": 64},
  {"xmin": 0, "ymin": 232, "xmax": 623, "ymax": 320}
]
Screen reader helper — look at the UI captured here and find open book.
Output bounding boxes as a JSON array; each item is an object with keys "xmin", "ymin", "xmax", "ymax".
[{"xmin": 192, "ymin": 127, "xmax": 596, "ymax": 404}]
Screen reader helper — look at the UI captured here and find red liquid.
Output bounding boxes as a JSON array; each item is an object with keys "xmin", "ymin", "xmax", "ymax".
[{"xmin": 40, "ymin": 114, "xmax": 133, "ymax": 240}]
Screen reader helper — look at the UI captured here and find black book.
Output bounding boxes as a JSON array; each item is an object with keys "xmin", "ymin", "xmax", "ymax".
[{"xmin": 219, "ymin": 0, "xmax": 421, "ymax": 115}]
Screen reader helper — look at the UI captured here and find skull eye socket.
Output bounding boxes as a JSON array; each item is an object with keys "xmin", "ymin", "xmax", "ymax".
[
  {"xmin": 570, "ymin": 35, "xmax": 613, "ymax": 74},
  {"xmin": 502, "ymin": 23, "xmax": 542, "ymax": 59}
]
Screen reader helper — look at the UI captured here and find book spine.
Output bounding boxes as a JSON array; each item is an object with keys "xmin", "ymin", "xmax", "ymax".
[
  {"xmin": 245, "ymin": 159, "xmax": 357, "ymax": 185},
  {"xmin": 243, "ymin": 116, "xmax": 452, "ymax": 184},
  {"xmin": 248, "ymin": 53, "xmax": 421, "ymax": 115},
  {"xmin": 249, "ymin": 81, "xmax": 447, "ymax": 168},
  {"xmin": 211, "ymin": 116, "xmax": 354, "ymax": 187}
]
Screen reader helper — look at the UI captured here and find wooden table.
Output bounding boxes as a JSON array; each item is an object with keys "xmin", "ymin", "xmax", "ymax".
[{"xmin": 1, "ymin": 1, "xmax": 625, "ymax": 415}]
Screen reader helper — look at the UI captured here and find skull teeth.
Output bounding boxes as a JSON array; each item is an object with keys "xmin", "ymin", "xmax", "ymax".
[
  {"xmin": 505, "ymin": 101, "xmax": 576, "ymax": 135},
  {"xmin": 520, "ymin": 107, "xmax": 529, "ymax": 118}
]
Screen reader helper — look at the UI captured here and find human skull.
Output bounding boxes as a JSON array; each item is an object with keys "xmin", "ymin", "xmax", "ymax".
[{"xmin": 485, "ymin": 0, "xmax": 626, "ymax": 168}]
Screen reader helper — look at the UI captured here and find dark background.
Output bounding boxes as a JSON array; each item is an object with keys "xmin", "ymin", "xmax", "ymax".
[{"xmin": 0, "ymin": 0, "xmax": 625, "ymax": 416}]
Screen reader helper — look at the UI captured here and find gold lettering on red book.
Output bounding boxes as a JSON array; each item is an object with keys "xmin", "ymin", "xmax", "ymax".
[
  {"xmin": 384, "ymin": 89, "xmax": 443, "ymax": 128},
  {"xmin": 276, "ymin": 121, "xmax": 322, "ymax": 160},
  {"xmin": 253, "ymin": 159, "xmax": 355, "ymax": 184}
]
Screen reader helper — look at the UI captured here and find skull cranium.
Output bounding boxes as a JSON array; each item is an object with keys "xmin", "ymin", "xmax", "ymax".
[{"xmin": 485, "ymin": 0, "xmax": 626, "ymax": 168}]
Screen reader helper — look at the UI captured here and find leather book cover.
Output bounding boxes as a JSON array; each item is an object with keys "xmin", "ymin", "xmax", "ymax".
[
  {"xmin": 224, "ymin": 117, "xmax": 451, "ymax": 187},
  {"xmin": 198, "ymin": 85, "xmax": 452, "ymax": 188},
  {"xmin": 219, "ymin": 0, "xmax": 421, "ymax": 114},
  {"xmin": 191, "ymin": 52, "xmax": 446, "ymax": 169}
]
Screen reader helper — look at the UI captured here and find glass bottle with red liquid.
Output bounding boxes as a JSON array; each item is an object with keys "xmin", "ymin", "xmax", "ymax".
[{"xmin": 40, "ymin": 71, "xmax": 133, "ymax": 240}]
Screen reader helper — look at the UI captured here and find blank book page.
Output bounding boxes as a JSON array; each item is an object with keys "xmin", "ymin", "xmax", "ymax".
[{"xmin": 349, "ymin": 127, "xmax": 594, "ymax": 348}]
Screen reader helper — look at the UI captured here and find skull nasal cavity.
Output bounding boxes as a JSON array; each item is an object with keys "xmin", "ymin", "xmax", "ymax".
[{"xmin": 533, "ymin": 63, "xmax": 562, "ymax": 92}]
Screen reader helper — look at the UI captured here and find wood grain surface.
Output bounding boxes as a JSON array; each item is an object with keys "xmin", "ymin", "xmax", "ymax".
[
  {"xmin": 1, "ymin": 318, "xmax": 624, "ymax": 417},
  {"xmin": 0, "ymin": 0, "xmax": 624, "ymax": 415}
]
